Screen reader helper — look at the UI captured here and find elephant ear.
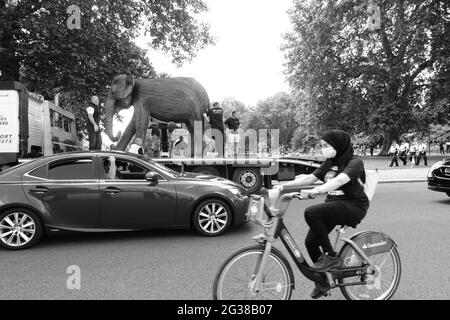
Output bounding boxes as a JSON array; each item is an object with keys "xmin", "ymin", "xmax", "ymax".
[
  {"xmin": 123, "ymin": 74, "xmax": 135, "ymax": 99},
  {"xmin": 111, "ymin": 74, "xmax": 135, "ymax": 100}
]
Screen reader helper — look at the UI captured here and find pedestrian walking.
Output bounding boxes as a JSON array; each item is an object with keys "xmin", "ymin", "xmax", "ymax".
[
  {"xmin": 416, "ymin": 140, "xmax": 428, "ymax": 166},
  {"xmin": 370, "ymin": 145, "xmax": 374, "ymax": 156},
  {"xmin": 388, "ymin": 141, "xmax": 399, "ymax": 167},
  {"xmin": 439, "ymin": 140, "xmax": 445, "ymax": 155},
  {"xmin": 409, "ymin": 140, "xmax": 418, "ymax": 167},
  {"xmin": 86, "ymin": 95, "xmax": 102, "ymax": 150},
  {"xmin": 446, "ymin": 140, "xmax": 450, "ymax": 154},
  {"xmin": 399, "ymin": 140, "xmax": 409, "ymax": 166}
]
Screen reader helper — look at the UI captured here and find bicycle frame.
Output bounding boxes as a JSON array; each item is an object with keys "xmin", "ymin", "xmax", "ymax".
[{"xmin": 249, "ymin": 205, "xmax": 379, "ymax": 293}]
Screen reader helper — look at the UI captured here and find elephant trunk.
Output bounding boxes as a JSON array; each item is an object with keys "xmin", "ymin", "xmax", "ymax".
[{"xmin": 105, "ymin": 93, "xmax": 122, "ymax": 142}]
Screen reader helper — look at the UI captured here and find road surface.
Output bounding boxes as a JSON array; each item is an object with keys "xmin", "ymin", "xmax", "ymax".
[{"xmin": 0, "ymin": 182, "xmax": 448, "ymax": 300}]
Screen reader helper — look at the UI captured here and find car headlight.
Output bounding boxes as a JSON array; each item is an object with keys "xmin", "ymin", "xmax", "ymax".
[
  {"xmin": 428, "ymin": 161, "xmax": 443, "ymax": 178},
  {"xmin": 229, "ymin": 187, "xmax": 244, "ymax": 196}
]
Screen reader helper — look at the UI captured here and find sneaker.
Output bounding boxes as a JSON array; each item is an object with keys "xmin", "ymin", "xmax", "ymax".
[
  {"xmin": 312, "ymin": 253, "xmax": 342, "ymax": 272},
  {"xmin": 310, "ymin": 281, "xmax": 331, "ymax": 299}
]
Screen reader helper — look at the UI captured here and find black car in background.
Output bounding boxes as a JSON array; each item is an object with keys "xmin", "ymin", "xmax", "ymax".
[
  {"xmin": 0, "ymin": 151, "xmax": 249, "ymax": 250},
  {"xmin": 427, "ymin": 158, "xmax": 450, "ymax": 197}
]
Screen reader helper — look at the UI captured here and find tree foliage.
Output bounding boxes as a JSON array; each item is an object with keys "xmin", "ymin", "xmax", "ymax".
[
  {"xmin": 283, "ymin": 0, "xmax": 450, "ymax": 154},
  {"xmin": 0, "ymin": 0, "xmax": 213, "ymax": 130}
]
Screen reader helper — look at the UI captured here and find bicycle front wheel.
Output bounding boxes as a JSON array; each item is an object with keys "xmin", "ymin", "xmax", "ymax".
[
  {"xmin": 339, "ymin": 246, "xmax": 401, "ymax": 300},
  {"xmin": 213, "ymin": 245, "xmax": 294, "ymax": 300}
]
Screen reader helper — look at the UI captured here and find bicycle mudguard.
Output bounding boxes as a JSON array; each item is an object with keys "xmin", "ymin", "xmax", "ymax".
[{"xmin": 343, "ymin": 230, "xmax": 397, "ymax": 257}]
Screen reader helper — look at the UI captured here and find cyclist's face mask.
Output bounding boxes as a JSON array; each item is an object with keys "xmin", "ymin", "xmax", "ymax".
[
  {"xmin": 321, "ymin": 141, "xmax": 337, "ymax": 159},
  {"xmin": 321, "ymin": 130, "xmax": 354, "ymax": 165}
]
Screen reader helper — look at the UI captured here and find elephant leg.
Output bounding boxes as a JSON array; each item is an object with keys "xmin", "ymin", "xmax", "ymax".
[
  {"xmin": 134, "ymin": 104, "xmax": 150, "ymax": 147},
  {"xmin": 114, "ymin": 113, "xmax": 136, "ymax": 151}
]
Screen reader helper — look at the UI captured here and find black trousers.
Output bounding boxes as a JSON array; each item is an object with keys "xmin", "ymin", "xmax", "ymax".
[
  {"xmin": 416, "ymin": 152, "xmax": 427, "ymax": 165},
  {"xmin": 304, "ymin": 201, "xmax": 366, "ymax": 263},
  {"xmin": 399, "ymin": 152, "xmax": 407, "ymax": 165},
  {"xmin": 389, "ymin": 154, "xmax": 398, "ymax": 167},
  {"xmin": 88, "ymin": 127, "xmax": 102, "ymax": 151}
]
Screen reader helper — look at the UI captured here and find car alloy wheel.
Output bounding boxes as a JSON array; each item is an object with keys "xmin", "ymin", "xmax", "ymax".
[
  {"xmin": 193, "ymin": 199, "xmax": 232, "ymax": 236},
  {"xmin": 198, "ymin": 203, "xmax": 228, "ymax": 234},
  {"xmin": 0, "ymin": 209, "xmax": 42, "ymax": 250},
  {"xmin": 0, "ymin": 212, "xmax": 36, "ymax": 247}
]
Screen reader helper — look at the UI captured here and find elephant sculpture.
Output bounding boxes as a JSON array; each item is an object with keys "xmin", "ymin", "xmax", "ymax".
[{"xmin": 104, "ymin": 74, "xmax": 210, "ymax": 153}]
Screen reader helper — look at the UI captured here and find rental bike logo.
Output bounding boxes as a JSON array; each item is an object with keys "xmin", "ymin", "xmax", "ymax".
[{"xmin": 177, "ymin": 304, "xmax": 273, "ymax": 318}]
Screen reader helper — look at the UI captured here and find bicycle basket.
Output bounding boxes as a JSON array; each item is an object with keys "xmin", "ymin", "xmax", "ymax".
[{"xmin": 245, "ymin": 195, "xmax": 266, "ymax": 224}]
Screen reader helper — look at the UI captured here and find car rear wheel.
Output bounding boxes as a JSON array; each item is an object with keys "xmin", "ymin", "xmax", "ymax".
[
  {"xmin": 447, "ymin": 192, "xmax": 450, "ymax": 197},
  {"xmin": 0, "ymin": 209, "xmax": 43, "ymax": 250},
  {"xmin": 193, "ymin": 199, "xmax": 232, "ymax": 236},
  {"xmin": 232, "ymin": 168, "xmax": 263, "ymax": 194}
]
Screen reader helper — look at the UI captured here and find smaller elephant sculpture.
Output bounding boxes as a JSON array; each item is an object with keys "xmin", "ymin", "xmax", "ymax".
[{"xmin": 104, "ymin": 74, "xmax": 210, "ymax": 153}]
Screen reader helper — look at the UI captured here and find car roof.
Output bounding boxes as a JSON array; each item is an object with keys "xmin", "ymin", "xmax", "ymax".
[{"xmin": 40, "ymin": 150, "xmax": 145, "ymax": 160}]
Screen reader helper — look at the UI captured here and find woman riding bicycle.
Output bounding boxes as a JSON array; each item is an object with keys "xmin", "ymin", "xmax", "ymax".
[{"xmin": 269, "ymin": 130, "xmax": 369, "ymax": 298}]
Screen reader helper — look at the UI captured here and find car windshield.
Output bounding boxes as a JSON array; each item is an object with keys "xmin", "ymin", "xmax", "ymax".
[{"xmin": 146, "ymin": 160, "xmax": 181, "ymax": 178}]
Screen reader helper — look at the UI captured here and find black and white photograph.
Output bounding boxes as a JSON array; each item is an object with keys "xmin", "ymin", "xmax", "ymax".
[{"xmin": 0, "ymin": 0, "xmax": 449, "ymax": 305}]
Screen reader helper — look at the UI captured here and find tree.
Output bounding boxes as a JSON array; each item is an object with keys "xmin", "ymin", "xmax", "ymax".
[
  {"xmin": 283, "ymin": 0, "xmax": 450, "ymax": 155},
  {"xmin": 0, "ymin": 0, "xmax": 213, "ymax": 130},
  {"xmin": 219, "ymin": 97, "xmax": 249, "ymax": 126},
  {"xmin": 253, "ymin": 92, "xmax": 299, "ymax": 147}
]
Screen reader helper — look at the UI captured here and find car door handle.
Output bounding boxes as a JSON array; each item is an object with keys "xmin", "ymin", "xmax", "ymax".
[
  {"xmin": 30, "ymin": 186, "xmax": 49, "ymax": 195},
  {"xmin": 104, "ymin": 187, "xmax": 121, "ymax": 194}
]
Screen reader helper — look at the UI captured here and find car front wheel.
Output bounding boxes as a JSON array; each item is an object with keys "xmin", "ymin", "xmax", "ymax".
[
  {"xmin": 0, "ymin": 209, "xmax": 43, "ymax": 250},
  {"xmin": 193, "ymin": 199, "xmax": 232, "ymax": 236}
]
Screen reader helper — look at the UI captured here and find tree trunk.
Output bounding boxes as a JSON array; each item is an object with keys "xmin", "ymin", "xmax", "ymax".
[{"xmin": 380, "ymin": 130, "xmax": 400, "ymax": 156}]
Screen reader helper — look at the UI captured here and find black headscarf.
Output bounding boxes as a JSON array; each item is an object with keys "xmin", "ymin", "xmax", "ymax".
[{"xmin": 321, "ymin": 130, "xmax": 354, "ymax": 171}]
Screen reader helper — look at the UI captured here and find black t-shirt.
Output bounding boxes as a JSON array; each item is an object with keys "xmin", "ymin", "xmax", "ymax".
[
  {"xmin": 313, "ymin": 157, "xmax": 369, "ymax": 208},
  {"xmin": 225, "ymin": 117, "xmax": 240, "ymax": 131},
  {"xmin": 207, "ymin": 107, "xmax": 224, "ymax": 130},
  {"xmin": 86, "ymin": 104, "xmax": 100, "ymax": 129}
]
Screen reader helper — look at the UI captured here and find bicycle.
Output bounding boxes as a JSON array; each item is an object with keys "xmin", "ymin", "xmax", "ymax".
[{"xmin": 213, "ymin": 190, "xmax": 401, "ymax": 300}]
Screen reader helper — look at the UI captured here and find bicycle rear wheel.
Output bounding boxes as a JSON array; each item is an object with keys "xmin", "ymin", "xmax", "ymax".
[
  {"xmin": 338, "ymin": 245, "xmax": 401, "ymax": 300},
  {"xmin": 213, "ymin": 245, "xmax": 294, "ymax": 300}
]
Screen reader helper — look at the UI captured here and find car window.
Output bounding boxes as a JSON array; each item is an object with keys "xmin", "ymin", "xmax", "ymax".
[
  {"xmin": 28, "ymin": 165, "xmax": 48, "ymax": 179},
  {"xmin": 102, "ymin": 156, "xmax": 159, "ymax": 181},
  {"xmin": 48, "ymin": 158, "xmax": 94, "ymax": 180},
  {"xmin": 148, "ymin": 161, "xmax": 180, "ymax": 178}
]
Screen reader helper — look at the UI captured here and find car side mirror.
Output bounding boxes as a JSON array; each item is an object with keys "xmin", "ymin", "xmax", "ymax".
[{"xmin": 145, "ymin": 172, "xmax": 159, "ymax": 186}]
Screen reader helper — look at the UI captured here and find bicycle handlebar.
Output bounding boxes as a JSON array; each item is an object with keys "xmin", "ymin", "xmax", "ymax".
[{"xmin": 293, "ymin": 191, "xmax": 316, "ymax": 200}]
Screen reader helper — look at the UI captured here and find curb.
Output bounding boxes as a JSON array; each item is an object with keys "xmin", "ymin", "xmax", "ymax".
[{"xmin": 379, "ymin": 179, "xmax": 427, "ymax": 184}]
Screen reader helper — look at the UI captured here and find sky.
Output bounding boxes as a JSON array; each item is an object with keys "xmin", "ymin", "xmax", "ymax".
[
  {"xmin": 135, "ymin": 0, "xmax": 294, "ymax": 107},
  {"xmin": 104, "ymin": 0, "xmax": 294, "ymax": 145}
]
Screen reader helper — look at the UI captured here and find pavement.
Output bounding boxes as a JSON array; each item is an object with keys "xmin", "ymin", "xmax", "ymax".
[
  {"xmin": 361, "ymin": 155, "xmax": 443, "ymax": 183},
  {"xmin": 377, "ymin": 167, "xmax": 429, "ymax": 183}
]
